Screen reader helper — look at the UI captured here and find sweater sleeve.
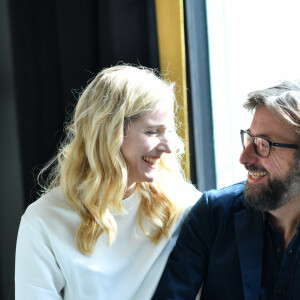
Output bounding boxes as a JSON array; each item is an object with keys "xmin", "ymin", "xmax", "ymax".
[{"xmin": 15, "ymin": 217, "xmax": 65, "ymax": 300}]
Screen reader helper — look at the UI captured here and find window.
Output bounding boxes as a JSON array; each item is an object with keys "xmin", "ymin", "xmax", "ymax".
[{"xmin": 206, "ymin": 0, "xmax": 300, "ymax": 188}]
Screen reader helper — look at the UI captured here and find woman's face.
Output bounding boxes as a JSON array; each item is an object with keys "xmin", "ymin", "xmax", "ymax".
[{"xmin": 121, "ymin": 102, "xmax": 174, "ymax": 196}]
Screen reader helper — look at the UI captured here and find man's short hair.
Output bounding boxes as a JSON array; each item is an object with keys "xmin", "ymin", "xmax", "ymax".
[{"xmin": 244, "ymin": 81, "xmax": 300, "ymax": 138}]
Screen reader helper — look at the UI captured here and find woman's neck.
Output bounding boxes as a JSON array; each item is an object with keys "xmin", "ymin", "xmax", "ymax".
[{"xmin": 123, "ymin": 182, "xmax": 136, "ymax": 199}]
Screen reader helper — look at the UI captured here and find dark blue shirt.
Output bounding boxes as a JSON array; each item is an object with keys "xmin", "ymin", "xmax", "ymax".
[{"xmin": 260, "ymin": 216, "xmax": 300, "ymax": 300}]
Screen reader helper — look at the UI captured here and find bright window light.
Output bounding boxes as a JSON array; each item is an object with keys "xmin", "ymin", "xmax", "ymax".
[{"xmin": 206, "ymin": 0, "xmax": 300, "ymax": 188}]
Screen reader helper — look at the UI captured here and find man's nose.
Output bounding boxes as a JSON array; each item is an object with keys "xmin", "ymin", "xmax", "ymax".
[{"xmin": 239, "ymin": 142, "xmax": 259, "ymax": 166}]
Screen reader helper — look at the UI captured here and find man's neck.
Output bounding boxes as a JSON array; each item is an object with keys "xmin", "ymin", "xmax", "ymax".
[{"xmin": 268, "ymin": 198, "xmax": 300, "ymax": 250}]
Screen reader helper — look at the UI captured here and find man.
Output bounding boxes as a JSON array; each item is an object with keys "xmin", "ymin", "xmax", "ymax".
[{"xmin": 152, "ymin": 81, "xmax": 300, "ymax": 300}]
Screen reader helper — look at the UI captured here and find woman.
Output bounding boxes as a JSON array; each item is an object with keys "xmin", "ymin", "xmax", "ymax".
[{"xmin": 15, "ymin": 65, "xmax": 201, "ymax": 300}]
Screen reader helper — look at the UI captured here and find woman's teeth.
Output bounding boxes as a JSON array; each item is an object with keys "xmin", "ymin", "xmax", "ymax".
[
  {"xmin": 143, "ymin": 156, "xmax": 159, "ymax": 164},
  {"xmin": 249, "ymin": 171, "xmax": 267, "ymax": 180}
]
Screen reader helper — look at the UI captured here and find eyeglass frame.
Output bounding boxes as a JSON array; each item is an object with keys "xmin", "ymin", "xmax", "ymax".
[{"xmin": 240, "ymin": 129, "xmax": 299, "ymax": 158}]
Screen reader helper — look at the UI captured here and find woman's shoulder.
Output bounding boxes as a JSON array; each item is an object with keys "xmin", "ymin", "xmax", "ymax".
[
  {"xmin": 24, "ymin": 187, "xmax": 71, "ymax": 212},
  {"xmin": 21, "ymin": 187, "xmax": 78, "ymax": 229}
]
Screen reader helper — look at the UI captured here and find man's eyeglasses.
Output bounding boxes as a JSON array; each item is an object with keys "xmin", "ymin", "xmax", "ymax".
[{"xmin": 240, "ymin": 129, "xmax": 299, "ymax": 158}]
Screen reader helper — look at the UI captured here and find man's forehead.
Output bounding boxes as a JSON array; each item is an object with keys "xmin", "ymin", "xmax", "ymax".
[{"xmin": 249, "ymin": 106, "xmax": 296, "ymax": 142}]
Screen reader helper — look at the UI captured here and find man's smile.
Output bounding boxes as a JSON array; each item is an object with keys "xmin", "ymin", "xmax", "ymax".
[{"xmin": 248, "ymin": 171, "xmax": 268, "ymax": 180}]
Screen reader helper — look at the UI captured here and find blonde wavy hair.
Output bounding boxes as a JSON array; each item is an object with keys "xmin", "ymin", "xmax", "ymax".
[{"xmin": 40, "ymin": 65, "xmax": 187, "ymax": 254}]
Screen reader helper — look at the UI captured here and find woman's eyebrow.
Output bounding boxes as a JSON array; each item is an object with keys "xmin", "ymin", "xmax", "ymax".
[{"xmin": 145, "ymin": 124, "xmax": 166, "ymax": 129}]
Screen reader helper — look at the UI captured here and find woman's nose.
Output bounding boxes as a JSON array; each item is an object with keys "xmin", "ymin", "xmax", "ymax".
[{"xmin": 156, "ymin": 136, "xmax": 172, "ymax": 154}]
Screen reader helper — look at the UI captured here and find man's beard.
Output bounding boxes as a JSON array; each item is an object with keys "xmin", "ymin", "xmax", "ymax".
[{"xmin": 244, "ymin": 159, "xmax": 300, "ymax": 212}]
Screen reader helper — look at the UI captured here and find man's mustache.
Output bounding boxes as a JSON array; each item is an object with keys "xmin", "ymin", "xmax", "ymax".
[{"xmin": 245, "ymin": 165, "xmax": 269, "ymax": 174}]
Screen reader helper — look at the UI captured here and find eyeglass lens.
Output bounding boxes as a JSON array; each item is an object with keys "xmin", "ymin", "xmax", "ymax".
[{"xmin": 242, "ymin": 131, "xmax": 270, "ymax": 157}]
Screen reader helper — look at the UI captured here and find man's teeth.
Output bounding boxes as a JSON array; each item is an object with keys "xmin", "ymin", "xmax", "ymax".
[
  {"xmin": 249, "ymin": 172, "xmax": 267, "ymax": 179},
  {"xmin": 143, "ymin": 157, "xmax": 159, "ymax": 164}
]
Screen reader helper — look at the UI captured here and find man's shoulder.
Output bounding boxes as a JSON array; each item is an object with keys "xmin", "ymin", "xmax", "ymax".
[
  {"xmin": 204, "ymin": 181, "xmax": 245, "ymax": 202},
  {"xmin": 191, "ymin": 181, "xmax": 246, "ymax": 217}
]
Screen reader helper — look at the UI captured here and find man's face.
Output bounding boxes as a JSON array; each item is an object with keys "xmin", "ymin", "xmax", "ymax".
[{"xmin": 239, "ymin": 106, "xmax": 300, "ymax": 212}]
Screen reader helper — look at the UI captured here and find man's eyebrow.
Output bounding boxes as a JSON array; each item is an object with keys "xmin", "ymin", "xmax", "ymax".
[
  {"xmin": 245, "ymin": 128, "xmax": 252, "ymax": 135},
  {"xmin": 247, "ymin": 129, "xmax": 270, "ymax": 139}
]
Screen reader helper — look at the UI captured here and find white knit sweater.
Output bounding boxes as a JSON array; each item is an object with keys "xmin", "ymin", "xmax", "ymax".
[{"xmin": 15, "ymin": 184, "xmax": 201, "ymax": 300}]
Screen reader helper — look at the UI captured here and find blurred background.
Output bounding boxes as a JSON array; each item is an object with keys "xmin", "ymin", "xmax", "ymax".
[{"xmin": 2, "ymin": 0, "xmax": 300, "ymax": 298}]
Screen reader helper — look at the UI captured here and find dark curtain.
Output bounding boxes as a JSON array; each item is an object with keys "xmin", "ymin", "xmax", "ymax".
[{"xmin": 8, "ymin": 0, "xmax": 159, "ymax": 207}]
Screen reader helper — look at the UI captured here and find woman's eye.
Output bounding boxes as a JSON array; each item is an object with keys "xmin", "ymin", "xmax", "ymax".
[{"xmin": 146, "ymin": 130, "xmax": 159, "ymax": 135}]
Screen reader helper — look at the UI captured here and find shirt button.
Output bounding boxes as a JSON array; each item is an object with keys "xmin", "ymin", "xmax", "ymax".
[
  {"xmin": 277, "ymin": 289, "xmax": 283, "ymax": 295},
  {"xmin": 288, "ymin": 249, "xmax": 293, "ymax": 255}
]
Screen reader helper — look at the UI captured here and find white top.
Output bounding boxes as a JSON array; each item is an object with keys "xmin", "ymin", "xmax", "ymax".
[{"xmin": 15, "ymin": 184, "xmax": 201, "ymax": 300}]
